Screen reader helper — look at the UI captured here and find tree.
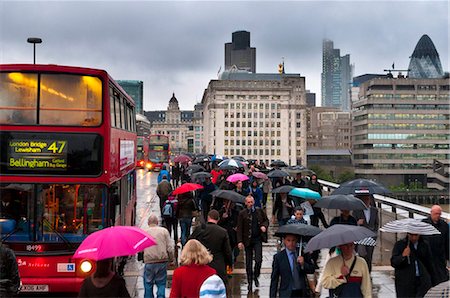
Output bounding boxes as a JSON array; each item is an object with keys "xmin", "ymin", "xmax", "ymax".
[
  {"xmin": 309, "ymin": 165, "xmax": 335, "ymax": 182},
  {"xmin": 337, "ymin": 170, "xmax": 355, "ymax": 184}
]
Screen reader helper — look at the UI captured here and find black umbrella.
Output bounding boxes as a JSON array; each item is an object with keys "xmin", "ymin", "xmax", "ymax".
[
  {"xmin": 272, "ymin": 185, "xmax": 295, "ymax": 193},
  {"xmin": 332, "ymin": 178, "xmax": 391, "ymax": 196},
  {"xmin": 192, "ymin": 157, "xmax": 210, "ymax": 164},
  {"xmin": 191, "ymin": 172, "xmax": 212, "ymax": 181},
  {"xmin": 283, "ymin": 165, "xmax": 314, "ymax": 176},
  {"xmin": 267, "ymin": 169, "xmax": 289, "ymax": 178},
  {"xmin": 314, "ymin": 194, "xmax": 368, "ymax": 210},
  {"xmin": 274, "ymin": 223, "xmax": 322, "ymax": 238},
  {"xmin": 210, "ymin": 189, "xmax": 245, "ymax": 203},
  {"xmin": 270, "ymin": 160, "xmax": 288, "ymax": 167},
  {"xmin": 304, "ymin": 224, "xmax": 376, "ymax": 253},
  {"xmin": 186, "ymin": 164, "xmax": 206, "ymax": 174}
]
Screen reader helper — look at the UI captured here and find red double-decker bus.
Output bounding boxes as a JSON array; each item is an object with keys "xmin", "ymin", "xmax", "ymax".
[
  {"xmin": 136, "ymin": 136, "xmax": 150, "ymax": 169},
  {"xmin": 148, "ymin": 134, "xmax": 170, "ymax": 171},
  {"xmin": 0, "ymin": 64, "xmax": 137, "ymax": 294}
]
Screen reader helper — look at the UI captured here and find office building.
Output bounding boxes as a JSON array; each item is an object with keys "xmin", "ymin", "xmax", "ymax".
[
  {"xmin": 321, "ymin": 39, "xmax": 353, "ymax": 111},
  {"xmin": 202, "ymin": 70, "xmax": 307, "ymax": 166},
  {"xmin": 117, "ymin": 80, "xmax": 144, "ymax": 114},
  {"xmin": 193, "ymin": 103, "xmax": 204, "ymax": 153},
  {"xmin": 306, "ymin": 90, "xmax": 316, "ymax": 107},
  {"xmin": 225, "ymin": 31, "xmax": 256, "ymax": 73},
  {"xmin": 144, "ymin": 94, "xmax": 194, "ymax": 154},
  {"xmin": 408, "ymin": 34, "xmax": 444, "ymax": 79}
]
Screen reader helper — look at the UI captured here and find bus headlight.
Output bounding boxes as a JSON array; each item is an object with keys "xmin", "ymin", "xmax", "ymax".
[
  {"xmin": 80, "ymin": 260, "xmax": 93, "ymax": 273},
  {"xmin": 146, "ymin": 163, "xmax": 152, "ymax": 169}
]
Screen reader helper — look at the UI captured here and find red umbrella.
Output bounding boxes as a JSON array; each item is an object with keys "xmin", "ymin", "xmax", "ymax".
[
  {"xmin": 173, "ymin": 154, "xmax": 192, "ymax": 164},
  {"xmin": 172, "ymin": 183, "xmax": 204, "ymax": 195},
  {"xmin": 252, "ymin": 171, "xmax": 268, "ymax": 180}
]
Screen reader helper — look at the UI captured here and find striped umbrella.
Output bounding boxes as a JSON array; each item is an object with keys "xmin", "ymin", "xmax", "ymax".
[
  {"xmin": 380, "ymin": 218, "xmax": 441, "ymax": 235},
  {"xmin": 218, "ymin": 159, "xmax": 244, "ymax": 170},
  {"xmin": 354, "ymin": 237, "xmax": 377, "ymax": 246}
]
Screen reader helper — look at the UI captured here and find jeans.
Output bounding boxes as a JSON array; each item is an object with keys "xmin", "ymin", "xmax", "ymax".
[
  {"xmin": 179, "ymin": 217, "xmax": 192, "ymax": 246},
  {"xmin": 143, "ymin": 263, "xmax": 167, "ymax": 298}
]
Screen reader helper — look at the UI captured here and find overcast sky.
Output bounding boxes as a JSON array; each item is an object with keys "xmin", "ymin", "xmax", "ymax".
[{"xmin": 1, "ymin": 1, "xmax": 448, "ymax": 111}]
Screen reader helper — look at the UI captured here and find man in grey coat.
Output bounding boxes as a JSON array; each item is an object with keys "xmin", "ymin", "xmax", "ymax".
[{"xmin": 352, "ymin": 194, "xmax": 379, "ymax": 272}]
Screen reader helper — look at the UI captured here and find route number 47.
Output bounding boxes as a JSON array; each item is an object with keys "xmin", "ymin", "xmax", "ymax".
[{"xmin": 47, "ymin": 141, "xmax": 66, "ymax": 153}]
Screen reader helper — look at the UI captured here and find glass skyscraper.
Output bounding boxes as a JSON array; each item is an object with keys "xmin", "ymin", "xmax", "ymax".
[
  {"xmin": 225, "ymin": 31, "xmax": 256, "ymax": 73},
  {"xmin": 117, "ymin": 80, "xmax": 144, "ymax": 114},
  {"xmin": 321, "ymin": 39, "xmax": 353, "ymax": 111},
  {"xmin": 408, "ymin": 34, "xmax": 444, "ymax": 79}
]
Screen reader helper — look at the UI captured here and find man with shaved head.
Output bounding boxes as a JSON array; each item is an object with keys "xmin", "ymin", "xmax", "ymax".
[{"xmin": 421, "ymin": 205, "xmax": 449, "ymax": 286}]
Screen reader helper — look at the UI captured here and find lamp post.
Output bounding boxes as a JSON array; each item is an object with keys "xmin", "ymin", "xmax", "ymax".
[{"xmin": 27, "ymin": 37, "xmax": 42, "ymax": 64}]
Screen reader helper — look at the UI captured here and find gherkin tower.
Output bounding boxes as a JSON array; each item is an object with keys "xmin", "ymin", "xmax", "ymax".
[{"xmin": 408, "ymin": 34, "xmax": 444, "ymax": 78}]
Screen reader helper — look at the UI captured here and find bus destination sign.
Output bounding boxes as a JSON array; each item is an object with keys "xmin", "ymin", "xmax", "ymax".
[{"xmin": 8, "ymin": 140, "xmax": 68, "ymax": 171}]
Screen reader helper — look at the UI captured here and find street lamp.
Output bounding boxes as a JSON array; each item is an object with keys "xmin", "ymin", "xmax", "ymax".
[{"xmin": 27, "ymin": 37, "xmax": 42, "ymax": 64}]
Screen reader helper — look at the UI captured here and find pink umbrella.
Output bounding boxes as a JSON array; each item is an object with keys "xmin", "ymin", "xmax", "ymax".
[
  {"xmin": 73, "ymin": 226, "xmax": 156, "ymax": 260},
  {"xmin": 252, "ymin": 171, "xmax": 268, "ymax": 180},
  {"xmin": 226, "ymin": 173, "xmax": 250, "ymax": 183}
]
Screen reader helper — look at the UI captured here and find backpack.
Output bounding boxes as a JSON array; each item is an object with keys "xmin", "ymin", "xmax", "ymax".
[{"xmin": 162, "ymin": 198, "xmax": 177, "ymax": 218}]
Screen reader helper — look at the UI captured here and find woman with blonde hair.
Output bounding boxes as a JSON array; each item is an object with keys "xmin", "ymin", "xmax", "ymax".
[{"xmin": 170, "ymin": 239, "xmax": 222, "ymax": 298}]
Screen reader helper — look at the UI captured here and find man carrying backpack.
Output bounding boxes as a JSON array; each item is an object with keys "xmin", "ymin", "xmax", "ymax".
[
  {"xmin": 156, "ymin": 175, "xmax": 173, "ymax": 219},
  {"xmin": 162, "ymin": 195, "xmax": 178, "ymax": 246}
]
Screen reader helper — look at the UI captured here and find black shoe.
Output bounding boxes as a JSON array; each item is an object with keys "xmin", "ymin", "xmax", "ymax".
[
  {"xmin": 254, "ymin": 277, "xmax": 259, "ymax": 287},
  {"xmin": 247, "ymin": 284, "xmax": 253, "ymax": 292}
]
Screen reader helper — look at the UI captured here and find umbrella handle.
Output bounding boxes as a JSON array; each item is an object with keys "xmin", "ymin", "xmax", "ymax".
[
  {"xmin": 299, "ymin": 238, "xmax": 302, "ymax": 257},
  {"xmin": 407, "ymin": 239, "xmax": 410, "ymax": 265}
]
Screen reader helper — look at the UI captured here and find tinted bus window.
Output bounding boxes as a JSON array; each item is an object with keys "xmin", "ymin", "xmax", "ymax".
[
  {"xmin": 120, "ymin": 98, "xmax": 126, "ymax": 130},
  {"xmin": 1, "ymin": 132, "xmax": 103, "ymax": 176},
  {"xmin": 0, "ymin": 72, "xmax": 38, "ymax": 125},
  {"xmin": 114, "ymin": 92, "xmax": 121, "ymax": 128},
  {"xmin": 39, "ymin": 74, "xmax": 102, "ymax": 126}
]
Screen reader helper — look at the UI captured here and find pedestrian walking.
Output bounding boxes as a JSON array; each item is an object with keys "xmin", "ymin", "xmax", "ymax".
[
  {"xmin": 272, "ymin": 192, "xmax": 295, "ymax": 226},
  {"xmin": 142, "ymin": 214, "xmax": 175, "ymax": 298},
  {"xmin": 352, "ymin": 194, "xmax": 379, "ymax": 272},
  {"xmin": 330, "ymin": 209, "xmax": 357, "ymax": 226},
  {"xmin": 218, "ymin": 198, "xmax": 241, "ymax": 266},
  {"xmin": 421, "ymin": 205, "xmax": 449, "ymax": 285},
  {"xmin": 249, "ymin": 180, "xmax": 263, "ymax": 208},
  {"xmin": 170, "ymin": 239, "xmax": 224, "ymax": 298},
  {"xmin": 261, "ymin": 178, "xmax": 272, "ymax": 209},
  {"xmin": 287, "ymin": 207, "xmax": 308, "ymax": 225},
  {"xmin": 190, "ymin": 210, "xmax": 232, "ymax": 284},
  {"xmin": 236, "ymin": 195, "xmax": 269, "ymax": 291},
  {"xmin": 321, "ymin": 242, "xmax": 372, "ymax": 298},
  {"xmin": 172, "ymin": 163, "xmax": 181, "ymax": 188},
  {"xmin": 176, "ymin": 192, "xmax": 197, "ymax": 247},
  {"xmin": 162, "ymin": 194, "xmax": 179, "ymax": 245},
  {"xmin": 156, "ymin": 175, "xmax": 173, "ymax": 216},
  {"xmin": 0, "ymin": 242, "xmax": 20, "ymax": 297},
  {"xmin": 291, "ymin": 173, "xmax": 307, "ymax": 188},
  {"xmin": 307, "ymin": 174, "xmax": 329, "ymax": 228},
  {"xmin": 78, "ymin": 258, "xmax": 130, "ymax": 298},
  {"xmin": 270, "ymin": 234, "xmax": 315, "ymax": 298},
  {"xmin": 391, "ymin": 233, "xmax": 434, "ymax": 297},
  {"xmin": 157, "ymin": 165, "xmax": 171, "ymax": 184},
  {"xmin": 199, "ymin": 178, "xmax": 217, "ymax": 221}
]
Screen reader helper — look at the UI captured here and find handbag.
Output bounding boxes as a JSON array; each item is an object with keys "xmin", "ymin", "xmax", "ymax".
[{"xmin": 330, "ymin": 256, "xmax": 359, "ymax": 298}]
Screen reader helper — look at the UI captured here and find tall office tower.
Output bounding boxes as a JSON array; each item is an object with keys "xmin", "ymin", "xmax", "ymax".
[
  {"xmin": 321, "ymin": 39, "xmax": 353, "ymax": 111},
  {"xmin": 117, "ymin": 80, "xmax": 144, "ymax": 114},
  {"xmin": 225, "ymin": 31, "xmax": 256, "ymax": 73},
  {"xmin": 408, "ymin": 34, "xmax": 444, "ymax": 79}
]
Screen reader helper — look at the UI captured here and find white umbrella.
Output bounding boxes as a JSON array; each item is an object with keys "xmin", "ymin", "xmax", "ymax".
[
  {"xmin": 218, "ymin": 159, "xmax": 243, "ymax": 169},
  {"xmin": 354, "ymin": 237, "xmax": 377, "ymax": 246},
  {"xmin": 380, "ymin": 218, "xmax": 441, "ymax": 235}
]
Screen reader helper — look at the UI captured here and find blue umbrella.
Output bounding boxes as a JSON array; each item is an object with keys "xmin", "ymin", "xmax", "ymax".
[{"xmin": 289, "ymin": 188, "xmax": 321, "ymax": 200}]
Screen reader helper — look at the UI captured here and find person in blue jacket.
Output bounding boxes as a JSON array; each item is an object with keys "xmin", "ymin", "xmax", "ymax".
[{"xmin": 158, "ymin": 165, "xmax": 171, "ymax": 184}]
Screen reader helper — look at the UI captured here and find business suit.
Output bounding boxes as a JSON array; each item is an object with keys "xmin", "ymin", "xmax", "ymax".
[
  {"xmin": 189, "ymin": 222, "xmax": 232, "ymax": 284},
  {"xmin": 270, "ymin": 249, "xmax": 315, "ymax": 298},
  {"xmin": 353, "ymin": 206, "xmax": 379, "ymax": 272}
]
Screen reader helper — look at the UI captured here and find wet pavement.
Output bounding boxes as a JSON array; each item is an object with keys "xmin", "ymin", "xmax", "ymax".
[{"xmin": 124, "ymin": 170, "xmax": 397, "ymax": 297}]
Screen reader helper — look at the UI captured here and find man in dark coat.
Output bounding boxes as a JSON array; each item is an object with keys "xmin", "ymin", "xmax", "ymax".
[
  {"xmin": 156, "ymin": 175, "xmax": 173, "ymax": 216},
  {"xmin": 307, "ymin": 175, "xmax": 329, "ymax": 228},
  {"xmin": 190, "ymin": 209, "xmax": 232, "ymax": 285},
  {"xmin": 270, "ymin": 234, "xmax": 315, "ymax": 298},
  {"xmin": 237, "ymin": 195, "xmax": 269, "ymax": 291},
  {"xmin": 421, "ymin": 205, "xmax": 449, "ymax": 285},
  {"xmin": 0, "ymin": 242, "xmax": 20, "ymax": 297},
  {"xmin": 391, "ymin": 233, "xmax": 434, "ymax": 298},
  {"xmin": 352, "ymin": 194, "xmax": 379, "ymax": 272}
]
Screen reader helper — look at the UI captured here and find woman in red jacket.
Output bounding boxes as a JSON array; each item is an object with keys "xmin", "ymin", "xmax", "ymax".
[{"xmin": 169, "ymin": 239, "xmax": 216, "ymax": 298}]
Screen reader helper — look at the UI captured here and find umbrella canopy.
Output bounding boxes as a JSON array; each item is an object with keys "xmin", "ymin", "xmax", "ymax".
[
  {"xmin": 193, "ymin": 156, "xmax": 210, "ymax": 164},
  {"xmin": 73, "ymin": 226, "xmax": 156, "ymax": 260},
  {"xmin": 211, "ymin": 154, "xmax": 226, "ymax": 162},
  {"xmin": 289, "ymin": 188, "xmax": 321, "ymax": 200},
  {"xmin": 232, "ymin": 156, "xmax": 247, "ymax": 162},
  {"xmin": 173, "ymin": 154, "xmax": 192, "ymax": 164},
  {"xmin": 186, "ymin": 164, "xmax": 206, "ymax": 174},
  {"xmin": 191, "ymin": 172, "xmax": 212, "ymax": 181},
  {"xmin": 251, "ymin": 171, "xmax": 268, "ymax": 180},
  {"xmin": 305, "ymin": 224, "xmax": 376, "ymax": 253},
  {"xmin": 283, "ymin": 165, "xmax": 313, "ymax": 176},
  {"xmin": 314, "ymin": 194, "xmax": 367, "ymax": 210},
  {"xmin": 354, "ymin": 237, "xmax": 377, "ymax": 246},
  {"xmin": 267, "ymin": 169, "xmax": 289, "ymax": 178},
  {"xmin": 218, "ymin": 159, "xmax": 244, "ymax": 170},
  {"xmin": 272, "ymin": 185, "xmax": 295, "ymax": 194},
  {"xmin": 424, "ymin": 281, "xmax": 450, "ymax": 298},
  {"xmin": 380, "ymin": 218, "xmax": 441, "ymax": 235},
  {"xmin": 226, "ymin": 173, "xmax": 249, "ymax": 183},
  {"xmin": 173, "ymin": 183, "xmax": 204, "ymax": 195},
  {"xmin": 332, "ymin": 178, "xmax": 391, "ymax": 196},
  {"xmin": 270, "ymin": 160, "xmax": 288, "ymax": 167},
  {"xmin": 274, "ymin": 223, "xmax": 322, "ymax": 238},
  {"xmin": 210, "ymin": 189, "xmax": 246, "ymax": 203}
]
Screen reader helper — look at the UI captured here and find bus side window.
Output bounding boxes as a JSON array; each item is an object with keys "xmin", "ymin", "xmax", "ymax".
[{"xmin": 109, "ymin": 184, "xmax": 120, "ymax": 226}]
